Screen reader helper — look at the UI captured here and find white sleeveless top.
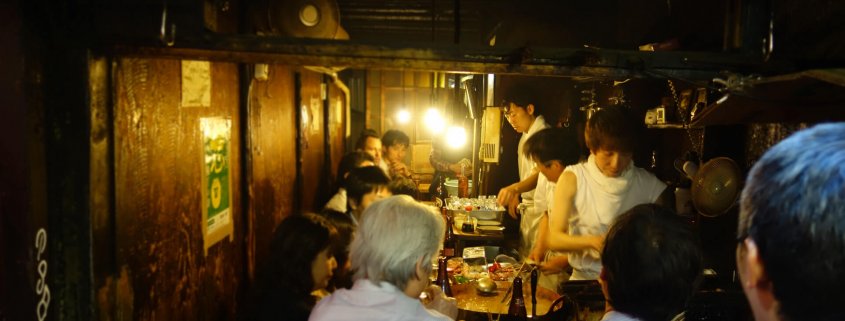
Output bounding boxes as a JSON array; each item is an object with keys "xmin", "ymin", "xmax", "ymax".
[{"xmin": 565, "ymin": 155, "xmax": 666, "ymax": 280}]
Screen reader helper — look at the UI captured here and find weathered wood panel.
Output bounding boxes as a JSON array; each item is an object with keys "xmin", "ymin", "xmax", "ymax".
[
  {"xmin": 245, "ymin": 64, "xmax": 297, "ymax": 280},
  {"xmin": 298, "ymin": 70, "xmax": 329, "ymax": 212},
  {"xmin": 111, "ymin": 58, "xmax": 242, "ymax": 321},
  {"xmin": 327, "ymin": 78, "xmax": 349, "ymax": 188}
]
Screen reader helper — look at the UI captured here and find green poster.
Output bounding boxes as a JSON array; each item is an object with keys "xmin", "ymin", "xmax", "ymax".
[{"xmin": 201, "ymin": 117, "xmax": 233, "ymax": 253}]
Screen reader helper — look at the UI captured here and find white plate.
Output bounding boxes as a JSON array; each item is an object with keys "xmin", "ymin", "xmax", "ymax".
[
  {"xmin": 476, "ymin": 220, "xmax": 501, "ymax": 226},
  {"xmin": 477, "ymin": 226, "xmax": 505, "ymax": 234}
]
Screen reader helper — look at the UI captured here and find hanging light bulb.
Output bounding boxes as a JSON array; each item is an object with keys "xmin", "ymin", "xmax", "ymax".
[
  {"xmin": 425, "ymin": 108, "xmax": 445, "ymax": 134},
  {"xmin": 396, "ymin": 109, "xmax": 411, "ymax": 124},
  {"xmin": 445, "ymin": 125, "xmax": 467, "ymax": 149}
]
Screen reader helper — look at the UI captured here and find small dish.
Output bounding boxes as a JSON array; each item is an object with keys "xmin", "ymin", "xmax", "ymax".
[
  {"xmin": 477, "ymin": 226, "xmax": 505, "ymax": 234},
  {"xmin": 477, "ymin": 220, "xmax": 501, "ymax": 226}
]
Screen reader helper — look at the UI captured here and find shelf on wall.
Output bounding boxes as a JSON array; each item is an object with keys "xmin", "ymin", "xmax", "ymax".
[
  {"xmin": 646, "ymin": 123, "xmax": 696, "ymax": 129},
  {"xmin": 690, "ymin": 69, "xmax": 845, "ymax": 127}
]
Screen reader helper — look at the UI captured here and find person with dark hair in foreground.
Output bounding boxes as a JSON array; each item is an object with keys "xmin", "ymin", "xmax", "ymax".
[
  {"xmin": 244, "ymin": 213, "xmax": 338, "ymax": 321},
  {"xmin": 736, "ymin": 123, "xmax": 845, "ymax": 321},
  {"xmin": 319, "ymin": 208, "xmax": 356, "ymax": 291},
  {"xmin": 600, "ymin": 204, "xmax": 703, "ymax": 321}
]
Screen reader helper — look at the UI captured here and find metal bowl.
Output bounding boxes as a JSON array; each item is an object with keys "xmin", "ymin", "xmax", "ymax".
[{"xmin": 475, "ymin": 277, "xmax": 497, "ymax": 294}]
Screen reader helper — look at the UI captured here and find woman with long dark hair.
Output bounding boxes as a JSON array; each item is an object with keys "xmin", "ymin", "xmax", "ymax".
[{"xmin": 243, "ymin": 213, "xmax": 338, "ymax": 321}]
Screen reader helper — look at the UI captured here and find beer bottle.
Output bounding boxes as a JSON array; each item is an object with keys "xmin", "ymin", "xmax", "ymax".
[
  {"xmin": 443, "ymin": 208, "xmax": 455, "ymax": 257},
  {"xmin": 457, "ymin": 164, "xmax": 469, "ymax": 198},
  {"xmin": 507, "ymin": 276, "xmax": 528, "ymax": 320},
  {"xmin": 439, "ymin": 176, "xmax": 456, "ymax": 257},
  {"xmin": 435, "ymin": 256, "xmax": 453, "ymax": 297}
]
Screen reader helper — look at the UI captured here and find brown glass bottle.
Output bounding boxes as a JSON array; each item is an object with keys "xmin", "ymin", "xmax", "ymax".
[
  {"xmin": 442, "ymin": 209, "xmax": 455, "ymax": 257},
  {"xmin": 507, "ymin": 276, "xmax": 528, "ymax": 320},
  {"xmin": 434, "ymin": 256, "xmax": 453, "ymax": 297},
  {"xmin": 457, "ymin": 164, "xmax": 469, "ymax": 198},
  {"xmin": 439, "ymin": 176, "xmax": 455, "ymax": 257}
]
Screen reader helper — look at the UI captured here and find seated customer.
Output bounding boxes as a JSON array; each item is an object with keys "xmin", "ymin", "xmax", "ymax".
[
  {"xmin": 324, "ymin": 151, "xmax": 376, "ymax": 213},
  {"xmin": 344, "ymin": 166, "xmax": 391, "ymax": 224},
  {"xmin": 309, "ymin": 195, "xmax": 459, "ymax": 321},
  {"xmin": 355, "ymin": 129, "xmax": 385, "ymax": 174},
  {"xmin": 388, "ymin": 176, "xmax": 419, "ymax": 199},
  {"xmin": 600, "ymin": 204, "xmax": 703, "ymax": 321},
  {"xmin": 244, "ymin": 213, "xmax": 338, "ymax": 321},
  {"xmin": 736, "ymin": 123, "xmax": 845, "ymax": 321},
  {"xmin": 319, "ymin": 208, "xmax": 356, "ymax": 291},
  {"xmin": 546, "ymin": 107, "xmax": 671, "ymax": 280},
  {"xmin": 382, "ymin": 129, "xmax": 413, "ymax": 179}
]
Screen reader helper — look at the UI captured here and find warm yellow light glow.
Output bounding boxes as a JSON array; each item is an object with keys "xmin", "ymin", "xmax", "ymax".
[
  {"xmin": 424, "ymin": 108, "xmax": 445, "ymax": 134},
  {"xmin": 396, "ymin": 109, "xmax": 411, "ymax": 124},
  {"xmin": 445, "ymin": 126, "xmax": 467, "ymax": 149}
]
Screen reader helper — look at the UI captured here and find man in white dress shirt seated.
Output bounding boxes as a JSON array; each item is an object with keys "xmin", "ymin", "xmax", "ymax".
[
  {"xmin": 599, "ymin": 204, "xmax": 703, "ymax": 321},
  {"xmin": 309, "ymin": 195, "xmax": 458, "ymax": 321}
]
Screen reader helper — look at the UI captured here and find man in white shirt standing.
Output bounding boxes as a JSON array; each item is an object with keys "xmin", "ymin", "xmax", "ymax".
[{"xmin": 496, "ymin": 84, "xmax": 550, "ymax": 258}]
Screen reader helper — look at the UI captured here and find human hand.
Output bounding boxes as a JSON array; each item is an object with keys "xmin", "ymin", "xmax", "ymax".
[
  {"xmin": 505, "ymin": 197, "xmax": 520, "ymax": 219},
  {"xmin": 527, "ymin": 246, "xmax": 545, "ymax": 263},
  {"xmin": 498, "ymin": 184, "xmax": 521, "ymax": 218},
  {"xmin": 390, "ymin": 161, "xmax": 412, "ymax": 178},
  {"xmin": 422, "ymin": 285, "xmax": 458, "ymax": 319},
  {"xmin": 536, "ymin": 255, "xmax": 569, "ymax": 274},
  {"xmin": 589, "ymin": 235, "xmax": 605, "ymax": 252}
]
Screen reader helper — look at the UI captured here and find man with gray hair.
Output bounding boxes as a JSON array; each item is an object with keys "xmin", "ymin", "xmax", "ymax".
[
  {"xmin": 736, "ymin": 123, "xmax": 845, "ymax": 321},
  {"xmin": 309, "ymin": 195, "xmax": 458, "ymax": 321}
]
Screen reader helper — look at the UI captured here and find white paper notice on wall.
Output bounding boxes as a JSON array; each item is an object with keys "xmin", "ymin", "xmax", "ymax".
[{"xmin": 181, "ymin": 60, "xmax": 212, "ymax": 108}]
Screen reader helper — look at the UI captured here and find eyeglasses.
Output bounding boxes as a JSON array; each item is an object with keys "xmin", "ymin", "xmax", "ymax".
[{"xmin": 503, "ymin": 106, "xmax": 523, "ymax": 119}]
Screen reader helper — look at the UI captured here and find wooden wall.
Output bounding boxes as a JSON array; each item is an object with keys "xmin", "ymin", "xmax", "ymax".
[
  {"xmin": 98, "ymin": 58, "xmax": 244, "ymax": 320},
  {"xmin": 85, "ymin": 60, "xmax": 346, "ymax": 320}
]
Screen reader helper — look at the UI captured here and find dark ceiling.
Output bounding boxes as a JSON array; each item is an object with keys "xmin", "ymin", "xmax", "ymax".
[{"xmin": 334, "ymin": 0, "xmax": 845, "ymax": 68}]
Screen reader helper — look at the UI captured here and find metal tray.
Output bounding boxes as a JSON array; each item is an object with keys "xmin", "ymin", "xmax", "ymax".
[{"xmin": 449, "ymin": 209, "xmax": 504, "ymax": 222}]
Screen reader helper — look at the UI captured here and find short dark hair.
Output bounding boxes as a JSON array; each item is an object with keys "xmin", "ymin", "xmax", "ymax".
[
  {"xmin": 602, "ymin": 204, "xmax": 703, "ymax": 321},
  {"xmin": 739, "ymin": 123, "xmax": 845, "ymax": 321},
  {"xmin": 388, "ymin": 177, "xmax": 418, "ymax": 199},
  {"xmin": 336, "ymin": 151, "xmax": 375, "ymax": 187},
  {"xmin": 381, "ymin": 129, "xmax": 410, "ymax": 148},
  {"xmin": 585, "ymin": 107, "xmax": 639, "ymax": 153},
  {"xmin": 501, "ymin": 82, "xmax": 541, "ymax": 114},
  {"xmin": 344, "ymin": 166, "xmax": 390, "ymax": 207},
  {"xmin": 523, "ymin": 127, "xmax": 580, "ymax": 167},
  {"xmin": 354, "ymin": 128, "xmax": 380, "ymax": 150}
]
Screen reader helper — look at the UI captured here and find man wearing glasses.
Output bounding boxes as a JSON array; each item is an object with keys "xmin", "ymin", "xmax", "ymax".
[
  {"xmin": 496, "ymin": 83, "xmax": 550, "ymax": 258},
  {"xmin": 736, "ymin": 123, "xmax": 845, "ymax": 321}
]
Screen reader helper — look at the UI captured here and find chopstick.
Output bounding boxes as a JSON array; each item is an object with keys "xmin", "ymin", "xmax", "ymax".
[{"xmin": 499, "ymin": 261, "xmax": 529, "ymax": 304}]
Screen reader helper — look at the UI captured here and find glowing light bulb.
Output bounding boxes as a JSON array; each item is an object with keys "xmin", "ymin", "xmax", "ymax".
[
  {"xmin": 396, "ymin": 109, "xmax": 411, "ymax": 124},
  {"xmin": 425, "ymin": 108, "xmax": 445, "ymax": 134},
  {"xmin": 445, "ymin": 126, "xmax": 467, "ymax": 149}
]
